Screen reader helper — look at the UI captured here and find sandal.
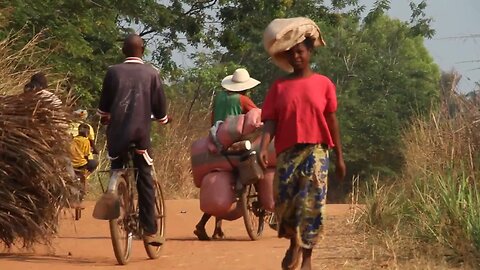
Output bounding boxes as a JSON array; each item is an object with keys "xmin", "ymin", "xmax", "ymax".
[{"xmin": 193, "ymin": 226, "xmax": 210, "ymax": 241}]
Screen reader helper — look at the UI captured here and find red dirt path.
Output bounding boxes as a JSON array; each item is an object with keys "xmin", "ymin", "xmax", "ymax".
[{"xmin": 0, "ymin": 200, "xmax": 365, "ymax": 270}]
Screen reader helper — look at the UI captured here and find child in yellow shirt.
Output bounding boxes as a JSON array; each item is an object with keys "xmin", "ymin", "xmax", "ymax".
[{"xmin": 70, "ymin": 124, "xmax": 98, "ymax": 173}]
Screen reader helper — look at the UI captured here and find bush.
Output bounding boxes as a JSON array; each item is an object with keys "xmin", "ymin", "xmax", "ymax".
[{"xmin": 361, "ymin": 93, "xmax": 480, "ymax": 267}]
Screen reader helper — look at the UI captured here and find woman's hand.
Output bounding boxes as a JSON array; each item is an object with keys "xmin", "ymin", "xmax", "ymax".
[
  {"xmin": 325, "ymin": 112, "xmax": 346, "ymax": 180},
  {"xmin": 258, "ymin": 120, "xmax": 276, "ymax": 169},
  {"xmin": 335, "ymin": 157, "xmax": 346, "ymax": 180},
  {"xmin": 259, "ymin": 147, "xmax": 269, "ymax": 169}
]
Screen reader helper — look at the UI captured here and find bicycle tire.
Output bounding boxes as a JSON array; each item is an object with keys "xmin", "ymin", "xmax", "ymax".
[
  {"xmin": 143, "ymin": 180, "xmax": 166, "ymax": 259},
  {"xmin": 109, "ymin": 175, "xmax": 133, "ymax": 265},
  {"xmin": 240, "ymin": 184, "xmax": 265, "ymax": 241}
]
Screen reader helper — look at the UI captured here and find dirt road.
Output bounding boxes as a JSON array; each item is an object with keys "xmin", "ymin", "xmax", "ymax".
[{"xmin": 0, "ymin": 200, "xmax": 367, "ymax": 270}]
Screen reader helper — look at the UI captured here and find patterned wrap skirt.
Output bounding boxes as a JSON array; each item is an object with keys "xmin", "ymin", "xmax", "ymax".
[{"xmin": 274, "ymin": 144, "xmax": 329, "ymax": 249}]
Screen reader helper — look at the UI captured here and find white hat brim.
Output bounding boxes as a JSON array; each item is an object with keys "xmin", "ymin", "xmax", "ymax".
[{"xmin": 221, "ymin": 75, "xmax": 260, "ymax": 92}]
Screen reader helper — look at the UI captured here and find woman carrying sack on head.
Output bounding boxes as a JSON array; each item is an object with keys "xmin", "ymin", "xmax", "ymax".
[
  {"xmin": 194, "ymin": 68, "xmax": 261, "ymax": 241},
  {"xmin": 259, "ymin": 17, "xmax": 346, "ymax": 270}
]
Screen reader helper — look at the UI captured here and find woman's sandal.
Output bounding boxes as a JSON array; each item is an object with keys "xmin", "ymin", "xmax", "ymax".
[{"xmin": 193, "ymin": 226, "xmax": 210, "ymax": 241}]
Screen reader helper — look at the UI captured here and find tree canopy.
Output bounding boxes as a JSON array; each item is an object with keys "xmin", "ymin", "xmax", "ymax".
[
  {"xmin": 0, "ymin": 0, "xmax": 441, "ymax": 180},
  {"xmin": 181, "ymin": 0, "xmax": 440, "ymax": 178},
  {"xmin": 0, "ymin": 0, "xmax": 217, "ymax": 105}
]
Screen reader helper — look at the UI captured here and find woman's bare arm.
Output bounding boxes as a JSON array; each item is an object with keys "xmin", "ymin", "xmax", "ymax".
[
  {"xmin": 325, "ymin": 112, "xmax": 346, "ymax": 180},
  {"xmin": 259, "ymin": 120, "xmax": 276, "ymax": 168}
]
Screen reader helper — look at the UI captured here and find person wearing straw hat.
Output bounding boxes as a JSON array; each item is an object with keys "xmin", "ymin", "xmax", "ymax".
[
  {"xmin": 259, "ymin": 17, "xmax": 346, "ymax": 270},
  {"xmin": 211, "ymin": 68, "xmax": 260, "ymax": 125},
  {"xmin": 194, "ymin": 68, "xmax": 260, "ymax": 241}
]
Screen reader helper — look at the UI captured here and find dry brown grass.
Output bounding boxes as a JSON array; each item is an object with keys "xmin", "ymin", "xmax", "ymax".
[
  {"xmin": 151, "ymin": 102, "xmax": 210, "ymax": 199},
  {"xmin": 0, "ymin": 31, "xmax": 75, "ymax": 248},
  {"xmin": 359, "ymin": 92, "xmax": 480, "ymax": 268},
  {"xmin": 402, "ymin": 94, "xmax": 480, "ymax": 182},
  {"xmin": 0, "ymin": 31, "xmax": 51, "ymax": 95}
]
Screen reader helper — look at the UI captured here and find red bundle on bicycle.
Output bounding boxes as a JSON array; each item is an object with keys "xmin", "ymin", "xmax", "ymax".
[
  {"xmin": 190, "ymin": 137, "xmax": 241, "ymax": 187},
  {"xmin": 257, "ymin": 168, "xmax": 275, "ymax": 212},
  {"xmin": 199, "ymin": 171, "xmax": 242, "ymax": 221},
  {"xmin": 211, "ymin": 114, "xmax": 245, "ymax": 150}
]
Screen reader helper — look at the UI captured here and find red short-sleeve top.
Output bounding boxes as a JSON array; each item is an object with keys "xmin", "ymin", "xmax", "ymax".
[{"xmin": 261, "ymin": 73, "xmax": 337, "ymax": 154}]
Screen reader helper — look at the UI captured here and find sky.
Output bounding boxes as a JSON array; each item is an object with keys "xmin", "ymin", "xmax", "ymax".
[
  {"xmin": 377, "ymin": 0, "xmax": 480, "ymax": 93},
  {"xmin": 172, "ymin": 0, "xmax": 480, "ymax": 93}
]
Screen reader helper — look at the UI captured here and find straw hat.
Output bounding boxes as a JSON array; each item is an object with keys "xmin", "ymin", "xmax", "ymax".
[{"xmin": 221, "ymin": 68, "xmax": 260, "ymax": 92}]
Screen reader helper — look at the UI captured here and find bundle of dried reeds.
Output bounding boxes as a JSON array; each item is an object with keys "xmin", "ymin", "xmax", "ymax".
[{"xmin": 0, "ymin": 90, "xmax": 74, "ymax": 248}]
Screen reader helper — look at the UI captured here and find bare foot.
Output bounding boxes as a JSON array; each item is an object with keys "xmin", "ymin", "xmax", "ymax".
[
  {"xmin": 281, "ymin": 248, "xmax": 292, "ymax": 270},
  {"xmin": 289, "ymin": 245, "xmax": 302, "ymax": 269},
  {"xmin": 281, "ymin": 246, "xmax": 301, "ymax": 270},
  {"xmin": 300, "ymin": 259, "xmax": 312, "ymax": 270}
]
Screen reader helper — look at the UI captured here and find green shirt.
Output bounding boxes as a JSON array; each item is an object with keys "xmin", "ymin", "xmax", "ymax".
[{"xmin": 212, "ymin": 91, "xmax": 243, "ymax": 123}]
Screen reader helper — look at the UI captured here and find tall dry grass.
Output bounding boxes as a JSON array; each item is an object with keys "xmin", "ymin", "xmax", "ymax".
[
  {"xmin": 403, "ymin": 96, "xmax": 480, "ymax": 182},
  {"xmin": 360, "ymin": 93, "xmax": 480, "ymax": 268},
  {"xmin": 0, "ymin": 31, "xmax": 50, "ymax": 95},
  {"xmin": 151, "ymin": 102, "xmax": 210, "ymax": 199}
]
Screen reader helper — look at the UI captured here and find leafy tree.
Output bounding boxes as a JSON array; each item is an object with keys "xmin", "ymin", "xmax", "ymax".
[
  {"xmin": 318, "ymin": 15, "xmax": 440, "ymax": 176},
  {"xmin": 208, "ymin": 0, "xmax": 440, "ymax": 179},
  {"xmin": 168, "ymin": 52, "xmax": 239, "ymax": 120},
  {"xmin": 0, "ymin": 0, "xmax": 218, "ymax": 106}
]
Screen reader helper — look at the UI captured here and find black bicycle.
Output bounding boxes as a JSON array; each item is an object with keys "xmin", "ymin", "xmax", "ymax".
[
  {"xmin": 70, "ymin": 168, "xmax": 89, "ymax": 220},
  {"xmin": 93, "ymin": 146, "xmax": 166, "ymax": 265},
  {"xmin": 239, "ymin": 182, "xmax": 268, "ymax": 240},
  {"xmin": 224, "ymin": 142, "xmax": 271, "ymax": 241}
]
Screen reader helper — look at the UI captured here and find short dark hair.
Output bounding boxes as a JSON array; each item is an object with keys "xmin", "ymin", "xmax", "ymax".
[
  {"xmin": 122, "ymin": 34, "xmax": 145, "ymax": 57},
  {"xmin": 303, "ymin": 37, "xmax": 315, "ymax": 50},
  {"xmin": 78, "ymin": 123, "xmax": 90, "ymax": 137},
  {"xmin": 24, "ymin": 72, "xmax": 48, "ymax": 92}
]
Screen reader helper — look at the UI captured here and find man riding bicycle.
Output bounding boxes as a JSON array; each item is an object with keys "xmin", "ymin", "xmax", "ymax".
[{"xmin": 97, "ymin": 34, "xmax": 169, "ymax": 246}]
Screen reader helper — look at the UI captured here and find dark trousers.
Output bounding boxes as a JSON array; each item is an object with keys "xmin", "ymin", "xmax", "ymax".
[
  {"xmin": 74, "ymin": 159, "xmax": 98, "ymax": 173},
  {"xmin": 111, "ymin": 151, "xmax": 157, "ymax": 235},
  {"xmin": 86, "ymin": 159, "xmax": 99, "ymax": 173}
]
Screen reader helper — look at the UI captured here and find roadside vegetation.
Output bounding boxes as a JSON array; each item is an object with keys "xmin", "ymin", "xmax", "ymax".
[{"xmin": 360, "ymin": 76, "xmax": 480, "ymax": 268}]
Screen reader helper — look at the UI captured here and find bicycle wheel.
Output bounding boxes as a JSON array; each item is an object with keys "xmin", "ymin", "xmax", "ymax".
[
  {"xmin": 240, "ymin": 184, "xmax": 265, "ymax": 241},
  {"xmin": 74, "ymin": 175, "xmax": 86, "ymax": 221},
  {"xmin": 143, "ymin": 179, "xmax": 166, "ymax": 259},
  {"xmin": 109, "ymin": 175, "xmax": 133, "ymax": 265},
  {"xmin": 75, "ymin": 208, "xmax": 81, "ymax": 220}
]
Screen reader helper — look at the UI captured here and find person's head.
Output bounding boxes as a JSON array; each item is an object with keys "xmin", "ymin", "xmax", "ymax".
[
  {"xmin": 122, "ymin": 34, "xmax": 145, "ymax": 58},
  {"xmin": 78, "ymin": 123, "xmax": 90, "ymax": 137},
  {"xmin": 285, "ymin": 37, "xmax": 315, "ymax": 72},
  {"xmin": 24, "ymin": 72, "xmax": 48, "ymax": 92}
]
